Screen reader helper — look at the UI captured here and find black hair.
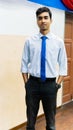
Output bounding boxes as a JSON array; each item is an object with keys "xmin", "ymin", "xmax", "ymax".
[{"xmin": 36, "ymin": 7, "xmax": 52, "ymax": 19}]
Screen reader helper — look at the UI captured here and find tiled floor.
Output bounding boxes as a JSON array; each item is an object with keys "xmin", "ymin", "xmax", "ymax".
[{"xmin": 11, "ymin": 101, "xmax": 73, "ymax": 130}]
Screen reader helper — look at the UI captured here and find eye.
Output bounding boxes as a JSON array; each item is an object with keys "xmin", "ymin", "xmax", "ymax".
[
  {"xmin": 37, "ymin": 16, "xmax": 49, "ymax": 21},
  {"xmin": 44, "ymin": 16, "xmax": 49, "ymax": 19},
  {"xmin": 37, "ymin": 16, "xmax": 42, "ymax": 20}
]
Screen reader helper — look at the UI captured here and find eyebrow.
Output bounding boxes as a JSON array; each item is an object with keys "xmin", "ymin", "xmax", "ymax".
[{"xmin": 37, "ymin": 16, "xmax": 49, "ymax": 20}]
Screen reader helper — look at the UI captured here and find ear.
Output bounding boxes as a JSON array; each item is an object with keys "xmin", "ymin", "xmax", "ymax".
[{"xmin": 50, "ymin": 19, "xmax": 52, "ymax": 24}]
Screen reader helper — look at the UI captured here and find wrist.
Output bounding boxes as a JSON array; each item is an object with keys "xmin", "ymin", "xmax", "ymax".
[
  {"xmin": 25, "ymin": 79, "xmax": 28, "ymax": 84},
  {"xmin": 56, "ymin": 83, "xmax": 61, "ymax": 89}
]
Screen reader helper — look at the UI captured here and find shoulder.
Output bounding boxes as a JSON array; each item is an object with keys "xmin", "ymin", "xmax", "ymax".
[
  {"xmin": 25, "ymin": 34, "xmax": 39, "ymax": 42},
  {"xmin": 24, "ymin": 34, "xmax": 39, "ymax": 48},
  {"xmin": 51, "ymin": 33, "xmax": 63, "ymax": 43},
  {"xmin": 51, "ymin": 33, "xmax": 64, "ymax": 48}
]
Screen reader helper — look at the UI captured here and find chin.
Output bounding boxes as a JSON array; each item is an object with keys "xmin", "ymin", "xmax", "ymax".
[{"xmin": 41, "ymin": 27, "xmax": 47, "ymax": 30}]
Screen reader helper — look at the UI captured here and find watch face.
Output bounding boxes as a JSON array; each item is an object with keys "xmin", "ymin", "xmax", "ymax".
[{"xmin": 61, "ymin": 0, "xmax": 73, "ymax": 10}]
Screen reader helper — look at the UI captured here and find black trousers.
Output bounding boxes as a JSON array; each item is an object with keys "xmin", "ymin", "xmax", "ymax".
[{"xmin": 25, "ymin": 76, "xmax": 58, "ymax": 130}]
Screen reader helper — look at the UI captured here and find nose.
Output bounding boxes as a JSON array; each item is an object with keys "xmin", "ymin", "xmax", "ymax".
[{"xmin": 41, "ymin": 18, "xmax": 45, "ymax": 22}]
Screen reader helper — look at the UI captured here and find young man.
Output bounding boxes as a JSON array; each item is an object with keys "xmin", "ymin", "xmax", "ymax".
[{"xmin": 21, "ymin": 7, "xmax": 67, "ymax": 130}]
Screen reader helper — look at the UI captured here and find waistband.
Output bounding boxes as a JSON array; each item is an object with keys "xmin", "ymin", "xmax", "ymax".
[{"xmin": 30, "ymin": 75, "xmax": 56, "ymax": 82}]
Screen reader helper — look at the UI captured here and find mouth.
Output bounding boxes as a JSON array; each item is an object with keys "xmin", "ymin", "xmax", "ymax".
[
  {"xmin": 41, "ymin": 24, "xmax": 46, "ymax": 28},
  {"xmin": 42, "ymin": 23, "xmax": 46, "ymax": 26}
]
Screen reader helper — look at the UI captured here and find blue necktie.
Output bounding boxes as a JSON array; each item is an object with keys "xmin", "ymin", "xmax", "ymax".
[{"xmin": 41, "ymin": 36, "xmax": 47, "ymax": 81}]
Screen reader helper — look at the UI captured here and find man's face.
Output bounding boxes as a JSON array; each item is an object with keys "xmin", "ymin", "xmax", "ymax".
[{"xmin": 37, "ymin": 12, "xmax": 52, "ymax": 32}]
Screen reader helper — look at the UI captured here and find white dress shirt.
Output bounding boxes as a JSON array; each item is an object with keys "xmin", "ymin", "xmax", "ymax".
[{"xmin": 21, "ymin": 32, "xmax": 67, "ymax": 78}]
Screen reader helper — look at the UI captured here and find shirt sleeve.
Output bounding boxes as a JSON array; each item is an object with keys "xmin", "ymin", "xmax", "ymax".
[
  {"xmin": 21, "ymin": 40, "xmax": 30, "ymax": 73},
  {"xmin": 58, "ymin": 40, "xmax": 67, "ymax": 76}
]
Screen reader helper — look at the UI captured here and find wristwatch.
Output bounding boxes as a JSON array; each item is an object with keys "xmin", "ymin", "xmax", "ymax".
[{"xmin": 56, "ymin": 83, "xmax": 61, "ymax": 89}]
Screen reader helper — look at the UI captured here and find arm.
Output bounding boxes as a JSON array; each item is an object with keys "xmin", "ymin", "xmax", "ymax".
[
  {"xmin": 22, "ymin": 73, "xmax": 28, "ymax": 84},
  {"xmin": 57, "ymin": 40, "xmax": 67, "ymax": 85},
  {"xmin": 21, "ymin": 40, "xmax": 30, "ymax": 83},
  {"xmin": 56, "ymin": 75, "xmax": 64, "ymax": 89},
  {"xmin": 57, "ymin": 42, "xmax": 67, "ymax": 78},
  {"xmin": 56, "ymin": 75, "xmax": 64, "ymax": 84}
]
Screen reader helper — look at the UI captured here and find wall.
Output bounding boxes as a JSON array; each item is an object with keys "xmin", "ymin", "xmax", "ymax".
[{"xmin": 0, "ymin": 1, "xmax": 65, "ymax": 129}]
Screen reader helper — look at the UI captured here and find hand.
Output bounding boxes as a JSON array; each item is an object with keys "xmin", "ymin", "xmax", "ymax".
[{"xmin": 25, "ymin": 80, "xmax": 28, "ymax": 84}]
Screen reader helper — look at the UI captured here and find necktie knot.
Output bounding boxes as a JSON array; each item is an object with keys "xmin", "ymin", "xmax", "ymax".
[{"xmin": 41, "ymin": 36, "xmax": 47, "ymax": 41}]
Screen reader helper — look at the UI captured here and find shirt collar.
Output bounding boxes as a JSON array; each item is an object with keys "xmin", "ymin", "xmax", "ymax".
[{"xmin": 39, "ymin": 32, "xmax": 52, "ymax": 39}]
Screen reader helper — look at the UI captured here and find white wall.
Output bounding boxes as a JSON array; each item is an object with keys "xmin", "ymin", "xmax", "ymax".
[
  {"xmin": 0, "ymin": 0, "xmax": 65, "ymax": 37},
  {"xmin": 0, "ymin": 1, "xmax": 65, "ymax": 129}
]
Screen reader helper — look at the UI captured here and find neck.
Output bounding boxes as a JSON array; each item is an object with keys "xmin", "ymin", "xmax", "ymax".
[{"xmin": 40, "ymin": 29, "xmax": 50, "ymax": 35}]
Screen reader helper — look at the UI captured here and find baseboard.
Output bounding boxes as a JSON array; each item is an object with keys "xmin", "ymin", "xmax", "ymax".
[
  {"xmin": 10, "ymin": 107, "xmax": 62, "ymax": 130},
  {"xmin": 10, "ymin": 101, "xmax": 73, "ymax": 130},
  {"xmin": 10, "ymin": 114, "xmax": 45, "ymax": 130}
]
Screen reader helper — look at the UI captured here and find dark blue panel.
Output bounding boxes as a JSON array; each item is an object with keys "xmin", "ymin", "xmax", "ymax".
[{"xmin": 28, "ymin": 0, "xmax": 71, "ymax": 12}]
